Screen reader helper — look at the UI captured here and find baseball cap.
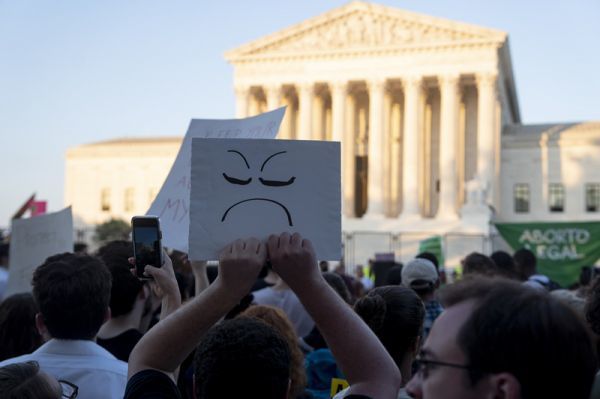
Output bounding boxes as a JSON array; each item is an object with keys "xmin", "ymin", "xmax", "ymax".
[{"xmin": 401, "ymin": 258, "xmax": 438, "ymax": 289}]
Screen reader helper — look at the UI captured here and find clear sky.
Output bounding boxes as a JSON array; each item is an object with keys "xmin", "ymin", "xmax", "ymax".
[{"xmin": 1, "ymin": 0, "xmax": 599, "ymax": 228}]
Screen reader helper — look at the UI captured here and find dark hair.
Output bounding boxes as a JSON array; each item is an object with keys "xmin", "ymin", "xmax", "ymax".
[
  {"xmin": 0, "ymin": 361, "xmax": 60, "ymax": 399},
  {"xmin": 490, "ymin": 251, "xmax": 517, "ymax": 279},
  {"xmin": 0, "ymin": 294, "xmax": 43, "ymax": 361},
  {"xmin": 322, "ymin": 272, "xmax": 352, "ymax": 304},
  {"xmin": 385, "ymin": 265, "xmax": 403, "ymax": 285},
  {"xmin": 194, "ymin": 317, "xmax": 291, "ymax": 399},
  {"xmin": 461, "ymin": 252, "xmax": 496, "ymax": 277},
  {"xmin": 416, "ymin": 252, "xmax": 439, "ymax": 269},
  {"xmin": 96, "ymin": 240, "xmax": 143, "ymax": 317},
  {"xmin": 242, "ymin": 306, "xmax": 307, "ymax": 398},
  {"xmin": 0, "ymin": 243, "xmax": 9, "ymax": 260},
  {"xmin": 586, "ymin": 276, "xmax": 600, "ymax": 335},
  {"xmin": 513, "ymin": 248, "xmax": 537, "ymax": 280},
  {"xmin": 73, "ymin": 242, "xmax": 88, "ymax": 254},
  {"xmin": 354, "ymin": 286, "xmax": 424, "ymax": 370},
  {"xmin": 32, "ymin": 253, "xmax": 111, "ymax": 340},
  {"xmin": 441, "ymin": 277, "xmax": 597, "ymax": 399}
]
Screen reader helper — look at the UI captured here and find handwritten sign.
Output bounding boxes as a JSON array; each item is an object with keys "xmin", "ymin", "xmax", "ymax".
[
  {"xmin": 189, "ymin": 138, "xmax": 341, "ymax": 261},
  {"xmin": 5, "ymin": 207, "xmax": 73, "ymax": 297},
  {"xmin": 147, "ymin": 108, "xmax": 285, "ymax": 252}
]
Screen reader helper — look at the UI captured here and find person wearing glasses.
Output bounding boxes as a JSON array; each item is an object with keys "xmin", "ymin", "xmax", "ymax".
[
  {"xmin": 0, "ymin": 361, "xmax": 78, "ymax": 398},
  {"xmin": 406, "ymin": 277, "xmax": 596, "ymax": 399}
]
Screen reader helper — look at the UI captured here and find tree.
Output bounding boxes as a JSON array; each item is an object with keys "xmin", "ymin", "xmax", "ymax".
[{"xmin": 94, "ymin": 218, "xmax": 131, "ymax": 244}]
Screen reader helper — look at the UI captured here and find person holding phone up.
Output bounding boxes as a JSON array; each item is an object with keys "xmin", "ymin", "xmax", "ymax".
[{"xmin": 124, "ymin": 232, "xmax": 401, "ymax": 399}]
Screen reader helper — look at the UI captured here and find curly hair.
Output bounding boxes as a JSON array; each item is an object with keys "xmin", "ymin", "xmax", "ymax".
[
  {"xmin": 354, "ymin": 286, "xmax": 425, "ymax": 369},
  {"xmin": 242, "ymin": 305, "xmax": 307, "ymax": 398},
  {"xmin": 0, "ymin": 294, "xmax": 42, "ymax": 361},
  {"xmin": 194, "ymin": 317, "xmax": 291, "ymax": 399}
]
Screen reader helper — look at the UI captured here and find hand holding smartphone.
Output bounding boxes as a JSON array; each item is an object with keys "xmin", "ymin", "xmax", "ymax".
[{"xmin": 132, "ymin": 216, "xmax": 164, "ymax": 279}]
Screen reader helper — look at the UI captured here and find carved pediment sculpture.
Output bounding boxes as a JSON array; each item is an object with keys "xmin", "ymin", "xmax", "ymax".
[{"xmin": 226, "ymin": 1, "xmax": 506, "ymax": 60}]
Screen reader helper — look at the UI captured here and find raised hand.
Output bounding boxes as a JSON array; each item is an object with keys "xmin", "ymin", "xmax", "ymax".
[
  {"xmin": 217, "ymin": 237, "xmax": 266, "ymax": 297},
  {"xmin": 267, "ymin": 232, "xmax": 321, "ymax": 292}
]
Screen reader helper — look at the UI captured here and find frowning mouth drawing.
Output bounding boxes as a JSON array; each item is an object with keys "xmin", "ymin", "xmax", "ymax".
[{"xmin": 220, "ymin": 149, "xmax": 296, "ymax": 226}]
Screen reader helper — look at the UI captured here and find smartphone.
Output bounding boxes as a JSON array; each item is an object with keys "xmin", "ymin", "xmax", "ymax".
[{"xmin": 131, "ymin": 216, "xmax": 164, "ymax": 279}]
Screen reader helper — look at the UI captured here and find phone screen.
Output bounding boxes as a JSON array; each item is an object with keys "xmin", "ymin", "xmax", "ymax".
[{"xmin": 132, "ymin": 219, "xmax": 162, "ymax": 278}]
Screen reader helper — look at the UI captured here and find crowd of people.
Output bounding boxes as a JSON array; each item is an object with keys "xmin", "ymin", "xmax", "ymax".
[{"xmin": 0, "ymin": 232, "xmax": 598, "ymax": 398}]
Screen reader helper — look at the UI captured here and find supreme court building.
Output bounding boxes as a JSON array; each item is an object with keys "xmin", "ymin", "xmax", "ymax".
[{"xmin": 66, "ymin": 2, "xmax": 600, "ymax": 267}]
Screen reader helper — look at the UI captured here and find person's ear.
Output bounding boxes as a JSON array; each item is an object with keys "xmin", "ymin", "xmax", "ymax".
[
  {"xmin": 285, "ymin": 378, "xmax": 291, "ymax": 399},
  {"xmin": 103, "ymin": 307, "xmax": 111, "ymax": 324},
  {"xmin": 35, "ymin": 313, "xmax": 46, "ymax": 335},
  {"xmin": 35, "ymin": 313, "xmax": 51, "ymax": 341},
  {"xmin": 411, "ymin": 335, "xmax": 421, "ymax": 357},
  {"xmin": 486, "ymin": 372, "xmax": 521, "ymax": 399}
]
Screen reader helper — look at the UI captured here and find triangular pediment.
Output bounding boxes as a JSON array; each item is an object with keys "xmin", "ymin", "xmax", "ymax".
[{"xmin": 226, "ymin": 1, "xmax": 506, "ymax": 61}]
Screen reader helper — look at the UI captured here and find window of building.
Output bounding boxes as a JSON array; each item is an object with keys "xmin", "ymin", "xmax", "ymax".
[
  {"xmin": 101, "ymin": 188, "xmax": 111, "ymax": 212},
  {"xmin": 548, "ymin": 183, "xmax": 565, "ymax": 212},
  {"xmin": 514, "ymin": 184, "xmax": 530, "ymax": 213},
  {"xmin": 124, "ymin": 188, "xmax": 135, "ymax": 212},
  {"xmin": 586, "ymin": 183, "xmax": 600, "ymax": 212}
]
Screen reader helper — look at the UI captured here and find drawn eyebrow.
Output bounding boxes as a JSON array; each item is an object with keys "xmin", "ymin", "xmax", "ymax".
[
  {"xmin": 223, "ymin": 173, "xmax": 252, "ymax": 185},
  {"xmin": 227, "ymin": 150, "xmax": 250, "ymax": 169},
  {"xmin": 259, "ymin": 177, "xmax": 296, "ymax": 187},
  {"xmin": 260, "ymin": 151, "xmax": 287, "ymax": 172},
  {"xmin": 221, "ymin": 198, "xmax": 293, "ymax": 226}
]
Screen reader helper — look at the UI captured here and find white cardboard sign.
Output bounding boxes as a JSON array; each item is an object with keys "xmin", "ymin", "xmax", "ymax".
[
  {"xmin": 5, "ymin": 207, "xmax": 74, "ymax": 297},
  {"xmin": 147, "ymin": 108, "xmax": 285, "ymax": 252},
  {"xmin": 189, "ymin": 138, "xmax": 341, "ymax": 261}
]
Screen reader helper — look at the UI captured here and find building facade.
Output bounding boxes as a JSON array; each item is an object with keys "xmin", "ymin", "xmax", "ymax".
[{"xmin": 65, "ymin": 2, "xmax": 600, "ymax": 267}]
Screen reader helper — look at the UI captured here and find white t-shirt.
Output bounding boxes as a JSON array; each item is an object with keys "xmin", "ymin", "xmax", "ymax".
[
  {"xmin": 253, "ymin": 286, "xmax": 315, "ymax": 337},
  {"xmin": 0, "ymin": 339, "xmax": 128, "ymax": 399}
]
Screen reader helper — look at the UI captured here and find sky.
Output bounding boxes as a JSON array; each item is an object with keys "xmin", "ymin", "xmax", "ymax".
[{"xmin": 1, "ymin": 0, "xmax": 599, "ymax": 228}]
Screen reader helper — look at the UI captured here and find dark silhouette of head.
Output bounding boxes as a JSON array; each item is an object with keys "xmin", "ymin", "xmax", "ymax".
[
  {"xmin": 32, "ymin": 253, "xmax": 111, "ymax": 340},
  {"xmin": 513, "ymin": 248, "xmax": 537, "ymax": 280},
  {"xmin": 354, "ymin": 286, "xmax": 424, "ymax": 370},
  {"xmin": 194, "ymin": 317, "xmax": 291, "ymax": 399},
  {"xmin": 0, "ymin": 294, "xmax": 42, "ymax": 361},
  {"xmin": 96, "ymin": 240, "xmax": 144, "ymax": 317},
  {"xmin": 0, "ymin": 361, "xmax": 61, "ymax": 399}
]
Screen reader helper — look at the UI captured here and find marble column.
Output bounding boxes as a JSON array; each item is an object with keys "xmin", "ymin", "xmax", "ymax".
[
  {"xmin": 401, "ymin": 76, "xmax": 422, "ymax": 217},
  {"xmin": 437, "ymin": 74, "xmax": 460, "ymax": 217},
  {"xmin": 234, "ymin": 85, "xmax": 249, "ymax": 118},
  {"xmin": 365, "ymin": 78, "xmax": 386, "ymax": 217},
  {"xmin": 476, "ymin": 72, "xmax": 497, "ymax": 202},
  {"xmin": 265, "ymin": 85, "xmax": 281, "ymax": 111},
  {"xmin": 331, "ymin": 82, "xmax": 349, "ymax": 216},
  {"xmin": 298, "ymin": 83, "xmax": 314, "ymax": 140}
]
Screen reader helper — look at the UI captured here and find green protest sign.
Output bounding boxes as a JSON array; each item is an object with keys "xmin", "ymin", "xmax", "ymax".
[
  {"xmin": 419, "ymin": 235, "xmax": 444, "ymax": 267},
  {"xmin": 495, "ymin": 222, "xmax": 600, "ymax": 287}
]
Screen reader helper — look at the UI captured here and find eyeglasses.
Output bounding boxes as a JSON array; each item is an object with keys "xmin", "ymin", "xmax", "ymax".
[
  {"xmin": 414, "ymin": 357, "xmax": 475, "ymax": 380},
  {"xmin": 58, "ymin": 380, "xmax": 78, "ymax": 399}
]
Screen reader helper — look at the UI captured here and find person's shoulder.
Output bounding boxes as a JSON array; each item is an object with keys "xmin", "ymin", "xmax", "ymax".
[
  {"xmin": 124, "ymin": 369, "xmax": 181, "ymax": 399},
  {"xmin": 0, "ymin": 353, "xmax": 33, "ymax": 368}
]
